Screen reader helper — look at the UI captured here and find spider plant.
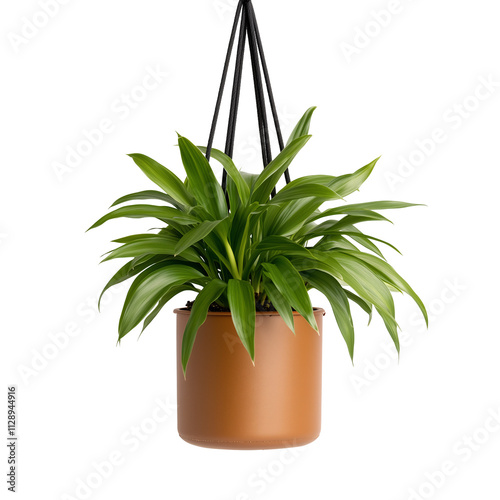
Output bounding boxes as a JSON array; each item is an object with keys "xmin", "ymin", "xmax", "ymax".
[{"xmin": 89, "ymin": 108, "xmax": 427, "ymax": 375}]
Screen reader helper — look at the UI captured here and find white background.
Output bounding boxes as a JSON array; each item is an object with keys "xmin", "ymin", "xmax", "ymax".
[{"xmin": 2, "ymin": 0, "xmax": 500, "ymax": 499}]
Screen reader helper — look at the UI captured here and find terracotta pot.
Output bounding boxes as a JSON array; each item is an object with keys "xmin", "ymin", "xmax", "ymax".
[{"xmin": 175, "ymin": 308, "xmax": 325, "ymax": 450}]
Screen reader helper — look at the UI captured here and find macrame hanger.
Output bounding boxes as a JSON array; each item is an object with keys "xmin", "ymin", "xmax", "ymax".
[{"xmin": 205, "ymin": 0, "xmax": 289, "ymax": 200}]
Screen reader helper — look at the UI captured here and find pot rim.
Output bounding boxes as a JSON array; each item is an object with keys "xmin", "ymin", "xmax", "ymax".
[{"xmin": 174, "ymin": 307, "xmax": 326, "ymax": 317}]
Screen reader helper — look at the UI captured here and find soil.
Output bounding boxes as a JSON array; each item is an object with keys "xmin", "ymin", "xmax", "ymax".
[{"xmin": 185, "ymin": 294, "xmax": 279, "ymax": 312}]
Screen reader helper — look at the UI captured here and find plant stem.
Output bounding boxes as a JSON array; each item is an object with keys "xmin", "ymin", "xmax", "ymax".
[
  {"xmin": 223, "ymin": 238, "xmax": 242, "ymax": 280},
  {"xmin": 198, "ymin": 259, "xmax": 211, "ymax": 277},
  {"xmin": 237, "ymin": 217, "xmax": 251, "ymax": 273}
]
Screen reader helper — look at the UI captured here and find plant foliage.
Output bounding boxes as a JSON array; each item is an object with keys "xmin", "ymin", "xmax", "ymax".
[{"xmin": 89, "ymin": 108, "xmax": 427, "ymax": 374}]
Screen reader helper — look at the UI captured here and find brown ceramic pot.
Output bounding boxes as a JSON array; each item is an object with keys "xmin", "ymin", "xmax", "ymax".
[{"xmin": 175, "ymin": 308, "xmax": 325, "ymax": 450}]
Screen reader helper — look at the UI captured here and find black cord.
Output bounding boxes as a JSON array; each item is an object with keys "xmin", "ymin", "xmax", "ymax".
[
  {"xmin": 249, "ymin": 2, "xmax": 290, "ymax": 184},
  {"xmin": 206, "ymin": 0, "xmax": 288, "ymax": 199},
  {"xmin": 205, "ymin": 1, "xmax": 243, "ymax": 162},
  {"xmin": 222, "ymin": 6, "xmax": 247, "ymax": 193},
  {"xmin": 245, "ymin": 4, "xmax": 272, "ymax": 167}
]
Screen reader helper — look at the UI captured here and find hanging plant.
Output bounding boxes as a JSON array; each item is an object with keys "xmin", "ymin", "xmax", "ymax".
[{"xmin": 89, "ymin": 0, "xmax": 427, "ymax": 450}]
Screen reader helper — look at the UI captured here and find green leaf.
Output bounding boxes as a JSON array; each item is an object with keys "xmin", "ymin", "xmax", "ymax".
[
  {"xmin": 343, "ymin": 289, "xmax": 373, "ymax": 324},
  {"xmin": 319, "ymin": 251, "xmax": 395, "ymax": 315},
  {"xmin": 128, "ymin": 154, "xmax": 194, "ymax": 207},
  {"xmin": 182, "ymin": 280, "xmax": 227, "ymax": 375},
  {"xmin": 331, "ymin": 211, "xmax": 392, "ymax": 229},
  {"xmin": 119, "ymin": 263, "xmax": 205, "ymax": 341},
  {"xmin": 263, "ymin": 159, "xmax": 380, "ymax": 237},
  {"xmin": 321, "ymin": 251, "xmax": 401, "ymax": 353},
  {"xmin": 198, "ymin": 146, "xmax": 250, "ymax": 205},
  {"xmin": 265, "ymin": 199, "xmax": 326, "ymax": 236},
  {"xmin": 252, "ymin": 135, "xmax": 311, "ymax": 203},
  {"xmin": 270, "ymin": 156, "xmax": 379, "ymax": 209},
  {"xmin": 302, "ymin": 212, "xmax": 391, "ymax": 238},
  {"xmin": 229, "ymin": 203, "xmax": 260, "ymax": 271},
  {"xmin": 227, "ymin": 279, "xmax": 256, "ymax": 362},
  {"xmin": 98, "ymin": 255, "xmax": 168, "ymax": 309},
  {"xmin": 254, "ymin": 236, "xmax": 313, "ymax": 258},
  {"xmin": 174, "ymin": 219, "xmax": 226, "ymax": 256},
  {"xmin": 241, "ymin": 171, "xmax": 259, "ymax": 191},
  {"xmin": 345, "ymin": 232, "xmax": 385, "ymax": 259},
  {"xmin": 263, "ymin": 177, "xmax": 340, "ymax": 237},
  {"xmin": 101, "ymin": 234, "xmax": 201, "ymax": 263},
  {"xmin": 178, "ymin": 136, "xmax": 227, "ymax": 219},
  {"xmin": 110, "ymin": 190, "xmax": 183, "ymax": 210},
  {"xmin": 278, "ymin": 175, "xmax": 339, "ymax": 192},
  {"xmin": 314, "ymin": 225, "xmax": 389, "ymax": 259},
  {"xmin": 201, "ymin": 232, "xmax": 234, "ymax": 274},
  {"xmin": 328, "ymin": 157, "xmax": 380, "ymax": 198},
  {"xmin": 112, "ymin": 233, "xmax": 161, "ymax": 244},
  {"xmin": 290, "ymin": 255, "xmax": 344, "ymax": 281},
  {"xmin": 270, "ymin": 184, "xmax": 341, "ymax": 205},
  {"xmin": 314, "ymin": 234, "xmax": 359, "ymax": 252},
  {"xmin": 263, "ymin": 283, "xmax": 295, "ymax": 334},
  {"xmin": 303, "ymin": 270, "xmax": 355, "ymax": 360},
  {"xmin": 88, "ymin": 205, "xmax": 198, "ymax": 231},
  {"xmin": 286, "ymin": 107, "xmax": 316, "ymax": 146},
  {"xmin": 308, "ymin": 208, "xmax": 392, "ymax": 224},
  {"xmin": 340, "ymin": 230, "xmax": 402, "ymax": 256},
  {"xmin": 243, "ymin": 236, "xmax": 312, "ymax": 281},
  {"xmin": 141, "ymin": 284, "xmax": 197, "ymax": 334},
  {"xmin": 262, "ymin": 256, "xmax": 317, "ymax": 331},
  {"xmin": 381, "ymin": 312, "xmax": 400, "ymax": 354},
  {"xmin": 318, "ymin": 201, "xmax": 423, "ymax": 215},
  {"xmin": 339, "ymin": 250, "xmax": 428, "ymax": 326}
]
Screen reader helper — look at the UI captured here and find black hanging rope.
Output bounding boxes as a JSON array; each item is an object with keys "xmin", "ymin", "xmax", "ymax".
[
  {"xmin": 223, "ymin": 5, "xmax": 247, "ymax": 194},
  {"xmin": 205, "ymin": 0, "xmax": 288, "ymax": 198},
  {"xmin": 245, "ymin": 2, "xmax": 273, "ymax": 178},
  {"xmin": 205, "ymin": 1, "xmax": 243, "ymax": 163},
  {"xmin": 249, "ymin": 2, "xmax": 289, "ymax": 184}
]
